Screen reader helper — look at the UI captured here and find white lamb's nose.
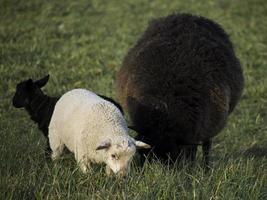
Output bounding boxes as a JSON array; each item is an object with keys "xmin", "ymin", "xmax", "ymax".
[{"xmin": 118, "ymin": 165, "xmax": 129, "ymax": 177}]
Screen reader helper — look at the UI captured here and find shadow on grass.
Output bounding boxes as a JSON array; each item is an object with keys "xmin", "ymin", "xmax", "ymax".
[{"xmin": 243, "ymin": 144, "xmax": 267, "ymax": 158}]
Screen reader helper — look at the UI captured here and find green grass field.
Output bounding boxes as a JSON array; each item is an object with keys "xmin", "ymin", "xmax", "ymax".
[{"xmin": 1, "ymin": 0, "xmax": 267, "ymax": 199}]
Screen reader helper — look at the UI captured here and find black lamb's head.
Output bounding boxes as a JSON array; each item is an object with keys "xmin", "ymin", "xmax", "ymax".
[{"xmin": 12, "ymin": 75, "xmax": 50, "ymax": 108}]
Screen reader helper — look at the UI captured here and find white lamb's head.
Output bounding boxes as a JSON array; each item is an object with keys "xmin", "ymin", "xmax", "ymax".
[{"xmin": 96, "ymin": 136, "xmax": 150, "ymax": 177}]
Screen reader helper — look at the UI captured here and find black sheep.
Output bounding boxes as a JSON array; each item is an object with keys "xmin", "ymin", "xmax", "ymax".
[
  {"xmin": 12, "ymin": 75, "xmax": 59, "ymax": 157},
  {"xmin": 116, "ymin": 13, "xmax": 244, "ymax": 165}
]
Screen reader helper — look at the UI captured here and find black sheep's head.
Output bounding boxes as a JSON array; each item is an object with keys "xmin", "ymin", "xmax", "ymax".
[{"xmin": 12, "ymin": 75, "xmax": 50, "ymax": 108}]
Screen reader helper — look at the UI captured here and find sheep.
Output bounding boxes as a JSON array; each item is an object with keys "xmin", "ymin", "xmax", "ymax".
[
  {"xmin": 116, "ymin": 13, "xmax": 244, "ymax": 166},
  {"xmin": 12, "ymin": 75, "xmax": 59, "ymax": 157},
  {"xmin": 48, "ymin": 89, "xmax": 150, "ymax": 176},
  {"xmin": 12, "ymin": 75, "xmax": 124, "ymax": 159}
]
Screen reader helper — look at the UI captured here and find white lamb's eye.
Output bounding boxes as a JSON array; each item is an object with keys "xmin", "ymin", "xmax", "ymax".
[{"xmin": 111, "ymin": 154, "xmax": 119, "ymax": 160}]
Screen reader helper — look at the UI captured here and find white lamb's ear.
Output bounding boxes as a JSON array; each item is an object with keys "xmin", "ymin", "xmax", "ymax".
[
  {"xmin": 96, "ymin": 140, "xmax": 111, "ymax": 150},
  {"xmin": 135, "ymin": 140, "xmax": 151, "ymax": 149}
]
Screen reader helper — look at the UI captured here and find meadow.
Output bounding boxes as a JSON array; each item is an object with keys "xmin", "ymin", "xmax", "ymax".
[{"xmin": 0, "ymin": 0, "xmax": 266, "ymax": 199}]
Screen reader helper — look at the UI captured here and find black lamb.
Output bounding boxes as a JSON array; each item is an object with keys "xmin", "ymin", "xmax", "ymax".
[
  {"xmin": 116, "ymin": 13, "xmax": 244, "ymax": 166},
  {"xmin": 12, "ymin": 75, "xmax": 59, "ymax": 157}
]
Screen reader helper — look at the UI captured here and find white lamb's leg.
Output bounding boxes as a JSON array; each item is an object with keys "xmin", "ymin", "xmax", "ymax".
[
  {"xmin": 79, "ymin": 160, "xmax": 90, "ymax": 173},
  {"xmin": 75, "ymin": 148, "xmax": 90, "ymax": 173},
  {"xmin": 49, "ymin": 129, "xmax": 64, "ymax": 160}
]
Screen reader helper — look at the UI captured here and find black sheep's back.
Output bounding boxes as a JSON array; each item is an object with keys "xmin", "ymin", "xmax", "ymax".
[{"xmin": 117, "ymin": 14, "xmax": 244, "ymax": 149}]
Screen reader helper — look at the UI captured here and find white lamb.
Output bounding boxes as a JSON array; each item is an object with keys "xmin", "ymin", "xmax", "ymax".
[{"xmin": 48, "ymin": 89, "xmax": 150, "ymax": 176}]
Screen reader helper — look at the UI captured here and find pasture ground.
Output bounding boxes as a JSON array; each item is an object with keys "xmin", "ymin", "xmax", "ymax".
[{"xmin": 0, "ymin": 0, "xmax": 266, "ymax": 199}]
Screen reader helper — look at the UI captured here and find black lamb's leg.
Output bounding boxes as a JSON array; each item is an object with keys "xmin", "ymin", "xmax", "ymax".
[
  {"xmin": 41, "ymin": 129, "xmax": 52, "ymax": 159},
  {"xmin": 45, "ymin": 137, "xmax": 52, "ymax": 159},
  {"xmin": 202, "ymin": 139, "xmax": 212, "ymax": 169}
]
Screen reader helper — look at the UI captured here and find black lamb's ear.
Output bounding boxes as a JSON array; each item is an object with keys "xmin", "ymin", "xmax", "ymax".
[
  {"xmin": 26, "ymin": 79, "xmax": 33, "ymax": 87},
  {"xmin": 98, "ymin": 94, "xmax": 124, "ymax": 115},
  {"xmin": 35, "ymin": 74, "xmax": 49, "ymax": 88}
]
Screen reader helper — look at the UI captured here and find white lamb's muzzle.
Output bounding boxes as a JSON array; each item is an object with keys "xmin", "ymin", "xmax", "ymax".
[
  {"xmin": 108, "ymin": 160, "xmax": 131, "ymax": 176},
  {"xmin": 109, "ymin": 162, "xmax": 120, "ymax": 174},
  {"xmin": 111, "ymin": 163, "xmax": 126, "ymax": 173}
]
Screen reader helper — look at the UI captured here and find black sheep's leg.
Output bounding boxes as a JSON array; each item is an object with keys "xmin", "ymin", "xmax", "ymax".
[
  {"xmin": 137, "ymin": 148, "xmax": 152, "ymax": 167},
  {"xmin": 202, "ymin": 139, "xmax": 212, "ymax": 168},
  {"xmin": 188, "ymin": 145, "xmax": 197, "ymax": 162},
  {"xmin": 182, "ymin": 145, "xmax": 197, "ymax": 164},
  {"xmin": 174, "ymin": 145, "xmax": 197, "ymax": 165}
]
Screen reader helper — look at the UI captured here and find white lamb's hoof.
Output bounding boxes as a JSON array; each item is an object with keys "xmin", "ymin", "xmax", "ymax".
[
  {"xmin": 51, "ymin": 152, "xmax": 60, "ymax": 161},
  {"xmin": 79, "ymin": 163, "xmax": 89, "ymax": 173}
]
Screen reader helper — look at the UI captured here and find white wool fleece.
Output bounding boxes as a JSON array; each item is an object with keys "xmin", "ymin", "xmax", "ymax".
[{"xmin": 48, "ymin": 89, "xmax": 134, "ymax": 173}]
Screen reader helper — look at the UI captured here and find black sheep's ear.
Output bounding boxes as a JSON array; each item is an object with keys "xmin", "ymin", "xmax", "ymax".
[{"xmin": 35, "ymin": 75, "xmax": 49, "ymax": 88}]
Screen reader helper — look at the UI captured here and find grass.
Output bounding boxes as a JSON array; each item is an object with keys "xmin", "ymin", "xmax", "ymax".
[{"xmin": 0, "ymin": 0, "xmax": 267, "ymax": 199}]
